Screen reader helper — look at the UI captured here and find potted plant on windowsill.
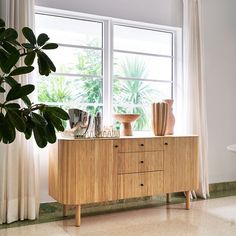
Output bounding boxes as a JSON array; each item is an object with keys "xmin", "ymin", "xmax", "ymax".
[{"xmin": 0, "ymin": 18, "xmax": 69, "ymax": 148}]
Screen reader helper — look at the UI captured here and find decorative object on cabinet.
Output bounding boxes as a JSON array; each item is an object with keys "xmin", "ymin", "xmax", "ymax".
[
  {"xmin": 163, "ymin": 99, "xmax": 175, "ymax": 135},
  {"xmin": 68, "ymin": 109, "xmax": 91, "ymax": 137},
  {"xmin": 152, "ymin": 102, "xmax": 168, "ymax": 136},
  {"xmin": 49, "ymin": 135, "xmax": 199, "ymax": 226},
  {"xmin": 114, "ymin": 114, "xmax": 140, "ymax": 136}
]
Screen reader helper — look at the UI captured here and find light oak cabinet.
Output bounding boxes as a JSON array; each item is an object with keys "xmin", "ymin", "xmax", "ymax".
[{"xmin": 49, "ymin": 135, "xmax": 198, "ymax": 226}]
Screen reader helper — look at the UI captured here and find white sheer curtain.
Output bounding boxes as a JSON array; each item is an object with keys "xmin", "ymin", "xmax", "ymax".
[
  {"xmin": 0, "ymin": 0, "xmax": 39, "ymax": 224},
  {"xmin": 182, "ymin": 0, "xmax": 209, "ymax": 198}
]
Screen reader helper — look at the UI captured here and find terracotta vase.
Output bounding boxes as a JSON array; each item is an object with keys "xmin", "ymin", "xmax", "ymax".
[
  {"xmin": 152, "ymin": 102, "xmax": 168, "ymax": 136},
  {"xmin": 163, "ymin": 99, "xmax": 175, "ymax": 135}
]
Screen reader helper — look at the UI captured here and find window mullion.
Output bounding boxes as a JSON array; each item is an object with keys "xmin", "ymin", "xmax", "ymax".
[{"xmin": 103, "ymin": 20, "xmax": 113, "ymax": 126}]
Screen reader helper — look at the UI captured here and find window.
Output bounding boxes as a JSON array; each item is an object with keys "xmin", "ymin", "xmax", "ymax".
[{"xmin": 35, "ymin": 11, "xmax": 179, "ymax": 131}]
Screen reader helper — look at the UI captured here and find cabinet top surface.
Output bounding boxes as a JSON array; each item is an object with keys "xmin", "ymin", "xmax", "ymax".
[{"xmin": 57, "ymin": 133, "xmax": 198, "ymax": 141}]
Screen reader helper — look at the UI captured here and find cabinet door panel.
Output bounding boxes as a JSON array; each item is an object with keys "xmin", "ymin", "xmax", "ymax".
[{"xmin": 163, "ymin": 137, "xmax": 199, "ymax": 193}]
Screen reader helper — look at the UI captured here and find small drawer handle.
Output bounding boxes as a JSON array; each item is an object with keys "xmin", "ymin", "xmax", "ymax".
[
  {"xmin": 140, "ymin": 160, "xmax": 144, "ymax": 164},
  {"xmin": 114, "ymin": 145, "xmax": 119, "ymax": 148},
  {"xmin": 139, "ymin": 144, "xmax": 144, "ymax": 147},
  {"xmin": 164, "ymin": 142, "xmax": 168, "ymax": 145},
  {"xmin": 140, "ymin": 183, "xmax": 144, "ymax": 186}
]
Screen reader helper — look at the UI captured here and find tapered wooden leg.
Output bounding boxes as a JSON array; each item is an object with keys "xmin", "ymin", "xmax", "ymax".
[
  {"xmin": 63, "ymin": 205, "xmax": 68, "ymax": 217},
  {"xmin": 166, "ymin": 193, "xmax": 171, "ymax": 203},
  {"xmin": 75, "ymin": 205, "xmax": 81, "ymax": 227},
  {"xmin": 186, "ymin": 191, "xmax": 190, "ymax": 210}
]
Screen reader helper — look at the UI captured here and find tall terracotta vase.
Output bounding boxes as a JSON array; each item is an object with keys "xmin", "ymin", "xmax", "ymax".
[
  {"xmin": 152, "ymin": 102, "xmax": 168, "ymax": 136},
  {"xmin": 163, "ymin": 99, "xmax": 175, "ymax": 135}
]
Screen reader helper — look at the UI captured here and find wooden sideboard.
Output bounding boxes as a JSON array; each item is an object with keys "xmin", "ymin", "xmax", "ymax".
[{"xmin": 49, "ymin": 135, "xmax": 199, "ymax": 226}]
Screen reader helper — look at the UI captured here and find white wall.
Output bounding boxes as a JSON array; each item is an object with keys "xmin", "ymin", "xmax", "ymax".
[
  {"xmin": 202, "ymin": 0, "xmax": 236, "ymax": 183},
  {"xmin": 36, "ymin": 0, "xmax": 236, "ymax": 202},
  {"xmin": 35, "ymin": 0, "xmax": 183, "ymax": 27}
]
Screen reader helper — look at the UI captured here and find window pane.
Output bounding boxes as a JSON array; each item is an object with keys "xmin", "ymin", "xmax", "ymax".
[
  {"xmin": 113, "ymin": 53, "xmax": 172, "ymax": 81},
  {"xmin": 46, "ymin": 46, "xmax": 102, "ymax": 76},
  {"xmin": 114, "ymin": 25, "xmax": 172, "ymax": 56},
  {"xmin": 35, "ymin": 14, "xmax": 102, "ymax": 47},
  {"xmin": 37, "ymin": 76, "xmax": 103, "ymax": 106},
  {"xmin": 113, "ymin": 79, "xmax": 172, "ymax": 107}
]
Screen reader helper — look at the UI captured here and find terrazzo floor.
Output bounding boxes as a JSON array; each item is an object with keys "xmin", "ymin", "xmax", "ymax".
[{"xmin": 1, "ymin": 195, "xmax": 236, "ymax": 236}]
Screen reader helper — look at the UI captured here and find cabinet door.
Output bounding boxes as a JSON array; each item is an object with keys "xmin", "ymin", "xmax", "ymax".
[
  {"xmin": 58, "ymin": 139, "xmax": 117, "ymax": 205},
  {"xmin": 163, "ymin": 136, "xmax": 199, "ymax": 193}
]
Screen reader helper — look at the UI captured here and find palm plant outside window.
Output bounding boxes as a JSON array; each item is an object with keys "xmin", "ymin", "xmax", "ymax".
[{"xmin": 35, "ymin": 12, "xmax": 175, "ymax": 131}]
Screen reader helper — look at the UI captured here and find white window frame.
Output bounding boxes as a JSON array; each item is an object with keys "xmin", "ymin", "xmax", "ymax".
[{"xmin": 35, "ymin": 6, "xmax": 182, "ymax": 128}]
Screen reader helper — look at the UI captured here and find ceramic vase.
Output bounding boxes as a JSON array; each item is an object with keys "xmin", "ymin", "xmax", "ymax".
[
  {"xmin": 152, "ymin": 102, "xmax": 168, "ymax": 136},
  {"xmin": 163, "ymin": 99, "xmax": 175, "ymax": 135}
]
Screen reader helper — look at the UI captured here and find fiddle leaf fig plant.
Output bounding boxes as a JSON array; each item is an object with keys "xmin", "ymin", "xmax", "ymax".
[{"xmin": 0, "ymin": 18, "xmax": 69, "ymax": 148}]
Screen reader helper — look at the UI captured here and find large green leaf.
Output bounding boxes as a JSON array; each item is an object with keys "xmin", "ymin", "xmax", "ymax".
[
  {"xmin": 2, "ymin": 42, "xmax": 19, "ymax": 55},
  {"xmin": 9, "ymin": 66, "xmax": 34, "ymax": 76},
  {"xmin": 42, "ymin": 43, "xmax": 58, "ymax": 50},
  {"xmin": 24, "ymin": 51, "xmax": 36, "ymax": 66},
  {"xmin": 5, "ymin": 76, "xmax": 19, "ymax": 87},
  {"xmin": 22, "ymin": 27, "xmax": 36, "ymax": 45},
  {"xmin": 6, "ymin": 84, "xmax": 35, "ymax": 101},
  {"xmin": 46, "ymin": 106, "xmax": 69, "ymax": 120},
  {"xmin": 0, "ymin": 18, "xmax": 5, "ymax": 28},
  {"xmin": 2, "ymin": 53, "xmax": 19, "ymax": 74},
  {"xmin": 3, "ymin": 28, "xmax": 18, "ymax": 41},
  {"xmin": 5, "ymin": 103, "xmax": 20, "ymax": 109},
  {"xmin": 37, "ymin": 52, "xmax": 50, "ymax": 76},
  {"xmin": 43, "ymin": 111, "xmax": 64, "ymax": 132},
  {"xmin": 37, "ymin": 33, "xmax": 49, "ymax": 46},
  {"xmin": 40, "ymin": 52, "xmax": 56, "ymax": 72},
  {"xmin": 31, "ymin": 112, "xmax": 47, "ymax": 126},
  {"xmin": 21, "ymin": 96, "xmax": 32, "ymax": 107},
  {"xmin": 0, "ymin": 113, "xmax": 16, "ymax": 144},
  {"xmin": 22, "ymin": 43, "xmax": 35, "ymax": 49},
  {"xmin": 44, "ymin": 121, "xmax": 56, "ymax": 143},
  {"xmin": 7, "ymin": 110, "xmax": 26, "ymax": 132},
  {"xmin": 33, "ymin": 125, "xmax": 47, "ymax": 148}
]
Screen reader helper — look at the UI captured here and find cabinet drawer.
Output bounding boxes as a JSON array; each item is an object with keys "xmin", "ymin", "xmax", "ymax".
[
  {"xmin": 118, "ymin": 151, "xmax": 163, "ymax": 174},
  {"xmin": 114, "ymin": 138, "xmax": 164, "ymax": 153},
  {"xmin": 118, "ymin": 171, "xmax": 163, "ymax": 199}
]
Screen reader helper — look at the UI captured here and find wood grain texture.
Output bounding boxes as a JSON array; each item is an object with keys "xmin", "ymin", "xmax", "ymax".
[
  {"xmin": 116, "ymin": 138, "xmax": 164, "ymax": 153},
  {"xmin": 53, "ymin": 139, "xmax": 117, "ymax": 205},
  {"xmin": 118, "ymin": 151, "xmax": 164, "ymax": 174},
  {"xmin": 118, "ymin": 171, "xmax": 164, "ymax": 199},
  {"xmin": 163, "ymin": 136, "xmax": 199, "ymax": 193},
  {"xmin": 48, "ymin": 141, "xmax": 59, "ymax": 201}
]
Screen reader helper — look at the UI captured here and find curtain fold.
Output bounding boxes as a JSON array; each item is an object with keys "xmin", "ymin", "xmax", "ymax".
[
  {"xmin": 0, "ymin": 0, "xmax": 39, "ymax": 224},
  {"xmin": 182, "ymin": 0, "xmax": 209, "ymax": 198}
]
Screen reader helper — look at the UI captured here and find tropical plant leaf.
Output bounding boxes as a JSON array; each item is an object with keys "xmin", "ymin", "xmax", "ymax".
[
  {"xmin": 31, "ymin": 112, "xmax": 47, "ymax": 126},
  {"xmin": 24, "ymin": 51, "xmax": 36, "ymax": 66},
  {"xmin": 42, "ymin": 43, "xmax": 58, "ymax": 50},
  {"xmin": 0, "ymin": 18, "xmax": 5, "ymax": 28},
  {"xmin": 7, "ymin": 110, "xmax": 26, "ymax": 132},
  {"xmin": 21, "ymin": 95, "xmax": 32, "ymax": 107},
  {"xmin": 44, "ymin": 121, "xmax": 56, "ymax": 143},
  {"xmin": 3, "ymin": 53, "xmax": 20, "ymax": 74},
  {"xmin": 40, "ymin": 52, "xmax": 56, "ymax": 72},
  {"xmin": 5, "ymin": 103, "xmax": 20, "ymax": 109},
  {"xmin": 9, "ymin": 66, "xmax": 34, "ymax": 76},
  {"xmin": 3, "ymin": 28, "xmax": 18, "ymax": 41},
  {"xmin": 22, "ymin": 43, "xmax": 35, "ymax": 49},
  {"xmin": 4, "ymin": 76, "xmax": 19, "ymax": 87},
  {"xmin": 37, "ymin": 52, "xmax": 50, "ymax": 76},
  {"xmin": 6, "ymin": 84, "xmax": 35, "ymax": 101},
  {"xmin": 46, "ymin": 106, "xmax": 69, "ymax": 120},
  {"xmin": 43, "ymin": 111, "xmax": 64, "ymax": 132},
  {"xmin": 2, "ymin": 42, "xmax": 19, "ymax": 55},
  {"xmin": 22, "ymin": 27, "xmax": 36, "ymax": 45},
  {"xmin": 37, "ymin": 33, "xmax": 49, "ymax": 46},
  {"xmin": 33, "ymin": 125, "xmax": 47, "ymax": 148},
  {"xmin": 0, "ymin": 113, "xmax": 16, "ymax": 144}
]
